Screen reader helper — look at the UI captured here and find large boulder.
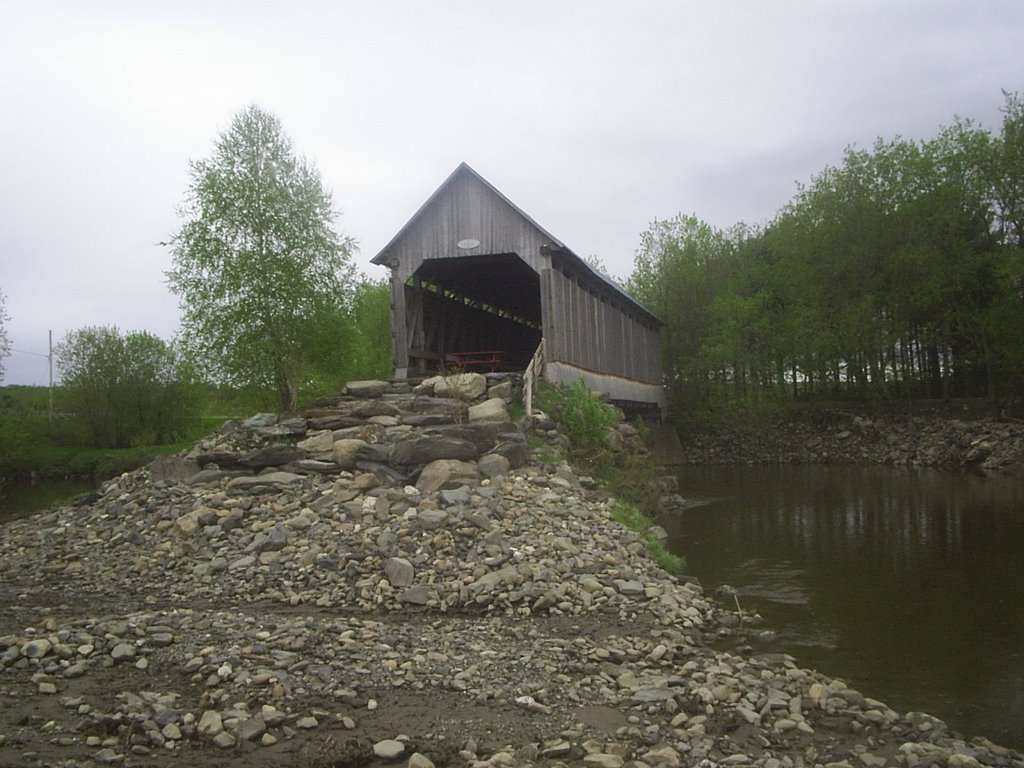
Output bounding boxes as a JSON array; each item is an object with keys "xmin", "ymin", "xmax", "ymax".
[
  {"xmin": 148, "ymin": 455, "xmax": 200, "ymax": 485},
  {"xmin": 240, "ymin": 444, "xmax": 307, "ymax": 469},
  {"xmin": 490, "ymin": 434, "xmax": 530, "ymax": 468},
  {"xmin": 468, "ymin": 398, "xmax": 510, "ymax": 423},
  {"xmin": 416, "ymin": 459, "xmax": 481, "ymax": 494},
  {"xmin": 345, "ymin": 380, "xmax": 389, "ymax": 398},
  {"xmin": 384, "ymin": 557, "xmax": 415, "ymax": 587},
  {"xmin": 297, "ymin": 429, "xmax": 335, "ymax": 457},
  {"xmin": 487, "ymin": 380, "xmax": 514, "ymax": 400},
  {"xmin": 433, "ymin": 422, "xmax": 513, "ymax": 453},
  {"xmin": 434, "ymin": 373, "xmax": 488, "ymax": 400},
  {"xmin": 389, "ymin": 435, "xmax": 479, "ymax": 466},
  {"xmin": 333, "ymin": 438, "xmax": 369, "ymax": 469},
  {"xmin": 413, "ymin": 376, "xmax": 443, "ymax": 395},
  {"xmin": 477, "ymin": 452, "xmax": 511, "ymax": 478}
]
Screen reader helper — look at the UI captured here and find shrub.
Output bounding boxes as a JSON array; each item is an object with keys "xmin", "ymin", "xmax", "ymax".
[
  {"xmin": 57, "ymin": 326, "xmax": 195, "ymax": 448},
  {"xmin": 535, "ymin": 379, "xmax": 619, "ymax": 463}
]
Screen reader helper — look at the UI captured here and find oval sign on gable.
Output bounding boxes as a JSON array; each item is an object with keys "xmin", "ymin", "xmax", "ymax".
[{"xmin": 456, "ymin": 238, "xmax": 481, "ymax": 250}]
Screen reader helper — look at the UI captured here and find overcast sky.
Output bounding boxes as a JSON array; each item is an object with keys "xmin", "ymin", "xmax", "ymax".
[{"xmin": 2, "ymin": 1, "xmax": 1022, "ymax": 385}]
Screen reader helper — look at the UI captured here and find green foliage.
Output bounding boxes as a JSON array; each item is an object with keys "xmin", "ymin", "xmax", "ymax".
[
  {"xmin": 0, "ymin": 287, "xmax": 10, "ymax": 383},
  {"xmin": 535, "ymin": 379, "xmax": 619, "ymax": 462},
  {"xmin": 187, "ymin": 382, "xmax": 274, "ymax": 419},
  {"xmin": 167, "ymin": 105, "xmax": 357, "ymax": 412},
  {"xmin": 610, "ymin": 500, "xmax": 686, "ymax": 576},
  {"xmin": 347, "ymin": 278, "xmax": 392, "ymax": 380},
  {"xmin": 0, "ymin": 384, "xmax": 51, "ymax": 417},
  {"xmin": 302, "ymin": 277, "xmax": 392, "ymax": 400},
  {"xmin": 633, "ymin": 92, "xmax": 1024, "ymax": 417},
  {"xmin": 0, "ymin": 384, "xmax": 246, "ymax": 485},
  {"xmin": 56, "ymin": 326, "xmax": 194, "ymax": 449},
  {"xmin": 0, "ymin": 410, "xmax": 148, "ymax": 481}
]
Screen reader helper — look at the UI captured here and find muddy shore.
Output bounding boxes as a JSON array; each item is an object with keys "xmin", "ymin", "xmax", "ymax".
[{"xmin": 1, "ymin": 380, "xmax": 1021, "ymax": 768}]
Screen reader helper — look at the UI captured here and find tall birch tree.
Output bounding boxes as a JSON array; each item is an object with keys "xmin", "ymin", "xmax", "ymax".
[{"xmin": 167, "ymin": 105, "xmax": 356, "ymax": 411}]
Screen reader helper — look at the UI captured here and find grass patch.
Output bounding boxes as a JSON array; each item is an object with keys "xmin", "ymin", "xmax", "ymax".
[{"xmin": 610, "ymin": 499, "xmax": 686, "ymax": 576}]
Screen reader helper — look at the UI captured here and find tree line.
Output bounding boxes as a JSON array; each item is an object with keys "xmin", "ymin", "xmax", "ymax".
[{"xmin": 628, "ymin": 92, "xmax": 1024, "ymax": 420}]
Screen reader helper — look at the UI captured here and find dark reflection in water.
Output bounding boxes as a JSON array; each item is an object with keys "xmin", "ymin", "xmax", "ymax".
[
  {"xmin": 0, "ymin": 478, "xmax": 94, "ymax": 522},
  {"xmin": 661, "ymin": 465, "xmax": 1024, "ymax": 750}
]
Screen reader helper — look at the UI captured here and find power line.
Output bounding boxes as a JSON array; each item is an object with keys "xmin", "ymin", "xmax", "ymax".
[{"xmin": 10, "ymin": 347, "xmax": 49, "ymax": 358}]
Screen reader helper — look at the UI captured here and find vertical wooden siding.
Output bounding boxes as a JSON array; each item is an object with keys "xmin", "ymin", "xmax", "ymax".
[{"xmin": 541, "ymin": 266, "xmax": 661, "ymax": 385}]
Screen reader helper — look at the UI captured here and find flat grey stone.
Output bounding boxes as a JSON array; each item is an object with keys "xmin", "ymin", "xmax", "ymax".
[
  {"xmin": 615, "ymin": 579, "xmax": 645, "ymax": 595},
  {"xmin": 374, "ymin": 739, "xmax": 406, "ymax": 759},
  {"xmin": 227, "ymin": 472, "xmax": 303, "ymax": 492},
  {"xmin": 400, "ymin": 586, "xmax": 433, "ymax": 605},
  {"xmin": 468, "ymin": 398, "xmax": 509, "ymax": 422},
  {"xmin": 238, "ymin": 716, "xmax": 266, "ymax": 742},
  {"xmin": 345, "ymin": 380, "xmax": 389, "ymax": 397},
  {"xmin": 440, "ymin": 486, "xmax": 471, "ymax": 506},
  {"xmin": 417, "ymin": 510, "xmax": 448, "ymax": 530},
  {"xmin": 110, "ymin": 643, "xmax": 136, "ymax": 661},
  {"xmin": 385, "ymin": 557, "xmax": 415, "ymax": 587},
  {"xmin": 21, "ymin": 639, "xmax": 52, "ymax": 659}
]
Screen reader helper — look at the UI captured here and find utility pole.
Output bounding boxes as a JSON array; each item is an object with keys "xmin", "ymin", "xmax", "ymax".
[{"xmin": 48, "ymin": 330, "xmax": 53, "ymax": 424}]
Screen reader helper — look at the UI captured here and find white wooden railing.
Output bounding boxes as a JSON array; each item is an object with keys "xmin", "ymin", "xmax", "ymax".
[{"xmin": 523, "ymin": 339, "xmax": 545, "ymax": 416}]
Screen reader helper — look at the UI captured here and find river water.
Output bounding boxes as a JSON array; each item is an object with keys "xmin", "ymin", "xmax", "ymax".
[
  {"xmin": 661, "ymin": 465, "xmax": 1024, "ymax": 751},
  {"xmin": 0, "ymin": 478, "xmax": 94, "ymax": 523}
]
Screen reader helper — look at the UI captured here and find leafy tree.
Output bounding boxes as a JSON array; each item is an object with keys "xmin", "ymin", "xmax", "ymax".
[
  {"xmin": 992, "ymin": 90, "xmax": 1024, "ymax": 247},
  {"xmin": 0, "ymin": 287, "xmax": 10, "ymax": 383},
  {"xmin": 983, "ymin": 93, "xmax": 1024, "ymax": 392},
  {"xmin": 632, "ymin": 92, "xmax": 1024, "ymax": 416},
  {"xmin": 346, "ymin": 278, "xmax": 392, "ymax": 380},
  {"xmin": 629, "ymin": 215, "xmax": 735, "ymax": 411},
  {"xmin": 56, "ymin": 326, "xmax": 193, "ymax": 448},
  {"xmin": 166, "ymin": 105, "xmax": 357, "ymax": 411},
  {"xmin": 287, "ymin": 276, "xmax": 391, "ymax": 399}
]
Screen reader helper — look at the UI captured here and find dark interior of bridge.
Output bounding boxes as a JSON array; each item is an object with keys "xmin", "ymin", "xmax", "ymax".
[{"xmin": 405, "ymin": 253, "xmax": 543, "ymax": 373}]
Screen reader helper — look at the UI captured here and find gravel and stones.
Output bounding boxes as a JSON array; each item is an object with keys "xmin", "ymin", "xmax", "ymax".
[{"xmin": 1, "ymin": 377, "xmax": 1020, "ymax": 768}]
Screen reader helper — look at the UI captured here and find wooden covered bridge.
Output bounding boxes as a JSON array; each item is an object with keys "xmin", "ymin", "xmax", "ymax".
[{"xmin": 371, "ymin": 163, "xmax": 665, "ymax": 413}]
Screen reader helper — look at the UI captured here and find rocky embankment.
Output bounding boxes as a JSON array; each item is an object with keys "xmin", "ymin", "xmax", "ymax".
[
  {"xmin": 678, "ymin": 405, "xmax": 1024, "ymax": 473},
  {"xmin": 1, "ymin": 376, "xmax": 1021, "ymax": 768}
]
